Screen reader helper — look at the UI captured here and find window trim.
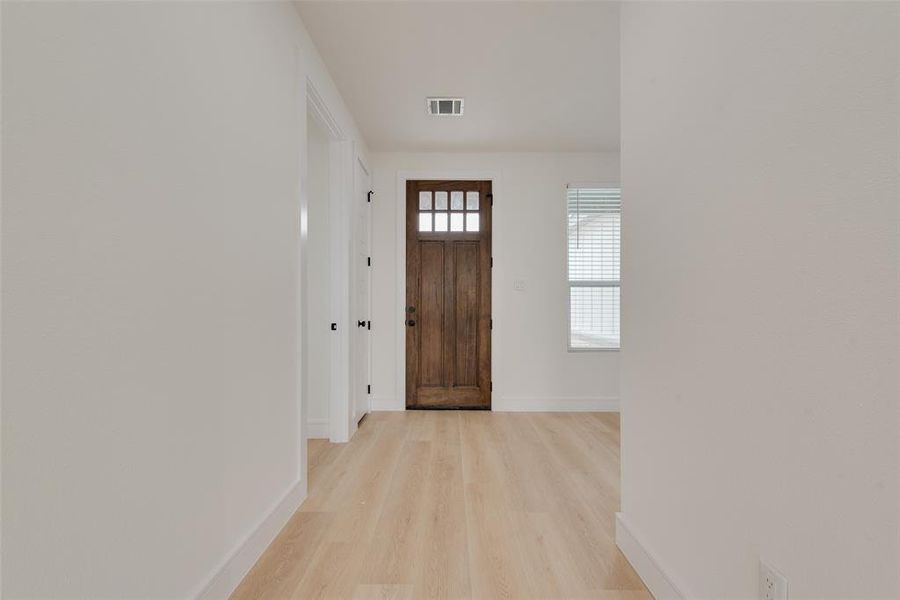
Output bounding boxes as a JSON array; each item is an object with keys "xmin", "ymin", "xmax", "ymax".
[{"xmin": 565, "ymin": 184, "xmax": 621, "ymax": 352}]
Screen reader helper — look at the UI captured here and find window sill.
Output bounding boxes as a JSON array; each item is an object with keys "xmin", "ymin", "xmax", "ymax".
[{"xmin": 568, "ymin": 346, "xmax": 620, "ymax": 353}]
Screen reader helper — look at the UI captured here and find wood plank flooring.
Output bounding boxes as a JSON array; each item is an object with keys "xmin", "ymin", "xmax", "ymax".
[{"xmin": 231, "ymin": 411, "xmax": 649, "ymax": 600}]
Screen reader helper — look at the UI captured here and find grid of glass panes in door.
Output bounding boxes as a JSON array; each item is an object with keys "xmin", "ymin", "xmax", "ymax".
[{"xmin": 418, "ymin": 190, "xmax": 480, "ymax": 232}]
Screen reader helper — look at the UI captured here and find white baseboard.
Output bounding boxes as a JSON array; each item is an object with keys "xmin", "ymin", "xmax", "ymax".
[
  {"xmin": 370, "ymin": 396, "xmax": 404, "ymax": 411},
  {"xmin": 615, "ymin": 513, "xmax": 686, "ymax": 600},
  {"xmin": 369, "ymin": 396, "xmax": 618, "ymax": 412},
  {"xmin": 307, "ymin": 418, "xmax": 329, "ymax": 439},
  {"xmin": 492, "ymin": 396, "xmax": 619, "ymax": 412},
  {"xmin": 195, "ymin": 480, "xmax": 306, "ymax": 600}
]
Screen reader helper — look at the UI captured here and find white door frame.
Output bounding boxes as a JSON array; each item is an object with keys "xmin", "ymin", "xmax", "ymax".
[
  {"xmin": 393, "ymin": 170, "xmax": 501, "ymax": 410},
  {"xmin": 305, "ymin": 78, "xmax": 361, "ymax": 444},
  {"xmin": 350, "ymin": 156, "xmax": 373, "ymax": 433}
]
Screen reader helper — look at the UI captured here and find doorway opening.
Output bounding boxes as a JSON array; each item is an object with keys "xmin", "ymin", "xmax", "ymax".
[{"xmin": 405, "ymin": 180, "xmax": 492, "ymax": 409}]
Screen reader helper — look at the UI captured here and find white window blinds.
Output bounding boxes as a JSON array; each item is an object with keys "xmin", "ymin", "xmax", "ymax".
[{"xmin": 567, "ymin": 187, "xmax": 621, "ymax": 349}]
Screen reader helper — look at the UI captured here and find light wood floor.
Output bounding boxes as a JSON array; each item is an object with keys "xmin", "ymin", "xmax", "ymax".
[{"xmin": 231, "ymin": 411, "xmax": 649, "ymax": 600}]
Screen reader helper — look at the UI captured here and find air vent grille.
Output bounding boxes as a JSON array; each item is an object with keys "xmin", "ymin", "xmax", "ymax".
[{"xmin": 427, "ymin": 97, "xmax": 464, "ymax": 116}]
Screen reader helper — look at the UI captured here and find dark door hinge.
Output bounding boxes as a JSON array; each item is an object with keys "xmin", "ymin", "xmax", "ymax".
[
  {"xmin": 367, "ymin": 191, "xmax": 373, "ymax": 203},
  {"xmin": 487, "ymin": 193, "xmax": 493, "ymax": 206},
  {"xmin": 367, "ymin": 320, "xmax": 371, "ymax": 330},
  {"xmin": 490, "ymin": 381, "xmax": 493, "ymax": 392},
  {"xmin": 490, "ymin": 257, "xmax": 493, "ymax": 268},
  {"xmin": 367, "ymin": 384, "xmax": 371, "ymax": 394},
  {"xmin": 367, "ymin": 256, "xmax": 371, "ymax": 267},
  {"xmin": 490, "ymin": 318, "xmax": 493, "ymax": 330}
]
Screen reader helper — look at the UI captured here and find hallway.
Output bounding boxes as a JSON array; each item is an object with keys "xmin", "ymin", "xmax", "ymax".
[{"xmin": 232, "ymin": 412, "xmax": 649, "ymax": 599}]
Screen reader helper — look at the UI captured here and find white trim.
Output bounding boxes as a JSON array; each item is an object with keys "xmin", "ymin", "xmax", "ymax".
[
  {"xmin": 195, "ymin": 480, "xmax": 306, "ymax": 600},
  {"xmin": 356, "ymin": 154, "xmax": 370, "ymax": 178},
  {"xmin": 492, "ymin": 397, "xmax": 619, "ymax": 412},
  {"xmin": 370, "ymin": 396, "xmax": 405, "ymax": 412},
  {"xmin": 307, "ymin": 418, "xmax": 329, "ymax": 439},
  {"xmin": 306, "ymin": 77, "xmax": 344, "ymax": 140},
  {"xmin": 615, "ymin": 513, "xmax": 688, "ymax": 600},
  {"xmin": 331, "ymin": 141, "xmax": 355, "ymax": 443},
  {"xmin": 368, "ymin": 397, "xmax": 616, "ymax": 413},
  {"xmin": 351, "ymin": 152, "xmax": 373, "ymax": 430},
  {"xmin": 307, "ymin": 77, "xmax": 355, "ymax": 444},
  {"xmin": 295, "ymin": 47, "xmax": 309, "ymax": 502},
  {"xmin": 394, "ymin": 170, "xmax": 502, "ymax": 409}
]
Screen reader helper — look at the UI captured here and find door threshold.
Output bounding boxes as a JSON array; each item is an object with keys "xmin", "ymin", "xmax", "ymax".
[{"xmin": 406, "ymin": 406, "xmax": 491, "ymax": 411}]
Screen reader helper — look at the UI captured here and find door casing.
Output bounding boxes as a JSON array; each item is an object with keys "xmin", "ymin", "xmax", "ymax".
[
  {"xmin": 404, "ymin": 179, "xmax": 492, "ymax": 409},
  {"xmin": 393, "ymin": 171, "xmax": 500, "ymax": 412},
  {"xmin": 352, "ymin": 157, "xmax": 372, "ymax": 424}
]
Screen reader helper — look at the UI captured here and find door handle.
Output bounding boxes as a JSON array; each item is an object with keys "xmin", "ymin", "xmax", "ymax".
[
  {"xmin": 357, "ymin": 320, "xmax": 367, "ymax": 328},
  {"xmin": 406, "ymin": 319, "xmax": 416, "ymax": 327}
]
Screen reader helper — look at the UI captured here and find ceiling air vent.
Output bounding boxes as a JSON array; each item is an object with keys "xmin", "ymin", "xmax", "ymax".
[{"xmin": 426, "ymin": 97, "xmax": 464, "ymax": 116}]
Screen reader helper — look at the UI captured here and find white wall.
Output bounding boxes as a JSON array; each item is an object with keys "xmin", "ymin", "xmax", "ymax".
[
  {"xmin": 1, "ymin": 2, "xmax": 365, "ymax": 598},
  {"xmin": 619, "ymin": 3, "xmax": 900, "ymax": 598},
  {"xmin": 370, "ymin": 152, "xmax": 620, "ymax": 411},
  {"xmin": 306, "ymin": 115, "xmax": 331, "ymax": 437}
]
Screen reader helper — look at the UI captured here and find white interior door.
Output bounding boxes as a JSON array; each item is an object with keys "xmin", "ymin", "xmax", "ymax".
[{"xmin": 352, "ymin": 160, "xmax": 371, "ymax": 424}]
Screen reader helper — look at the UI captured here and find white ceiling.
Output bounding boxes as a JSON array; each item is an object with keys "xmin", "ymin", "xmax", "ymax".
[{"xmin": 295, "ymin": 1, "xmax": 620, "ymax": 152}]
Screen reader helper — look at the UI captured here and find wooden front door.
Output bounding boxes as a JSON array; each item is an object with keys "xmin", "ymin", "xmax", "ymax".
[{"xmin": 406, "ymin": 180, "xmax": 491, "ymax": 409}]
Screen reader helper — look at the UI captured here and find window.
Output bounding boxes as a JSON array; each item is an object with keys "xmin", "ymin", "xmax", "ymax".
[
  {"xmin": 567, "ymin": 186, "xmax": 621, "ymax": 350},
  {"xmin": 418, "ymin": 190, "xmax": 480, "ymax": 232}
]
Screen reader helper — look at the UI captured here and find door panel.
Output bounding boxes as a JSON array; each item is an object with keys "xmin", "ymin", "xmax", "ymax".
[
  {"xmin": 454, "ymin": 242, "xmax": 479, "ymax": 387},
  {"xmin": 406, "ymin": 180, "xmax": 491, "ymax": 409},
  {"xmin": 352, "ymin": 161, "xmax": 371, "ymax": 424},
  {"xmin": 419, "ymin": 241, "xmax": 445, "ymax": 385}
]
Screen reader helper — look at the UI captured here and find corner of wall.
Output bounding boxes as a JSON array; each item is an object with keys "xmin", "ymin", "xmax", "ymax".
[
  {"xmin": 195, "ymin": 481, "xmax": 307, "ymax": 600},
  {"xmin": 615, "ymin": 513, "xmax": 688, "ymax": 600}
]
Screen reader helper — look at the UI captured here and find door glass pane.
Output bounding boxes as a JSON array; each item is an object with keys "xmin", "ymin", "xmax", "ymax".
[
  {"xmin": 450, "ymin": 212, "xmax": 464, "ymax": 232},
  {"xmin": 451, "ymin": 191, "xmax": 464, "ymax": 210},
  {"xmin": 419, "ymin": 191, "xmax": 432, "ymax": 210},
  {"xmin": 434, "ymin": 212, "xmax": 448, "ymax": 232},
  {"xmin": 466, "ymin": 191, "xmax": 479, "ymax": 210},
  {"xmin": 418, "ymin": 212, "xmax": 432, "ymax": 232},
  {"xmin": 466, "ymin": 213, "xmax": 480, "ymax": 232},
  {"xmin": 434, "ymin": 191, "xmax": 448, "ymax": 210}
]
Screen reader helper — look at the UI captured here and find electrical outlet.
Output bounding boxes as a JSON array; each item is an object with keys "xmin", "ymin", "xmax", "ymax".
[{"xmin": 759, "ymin": 561, "xmax": 788, "ymax": 600}]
